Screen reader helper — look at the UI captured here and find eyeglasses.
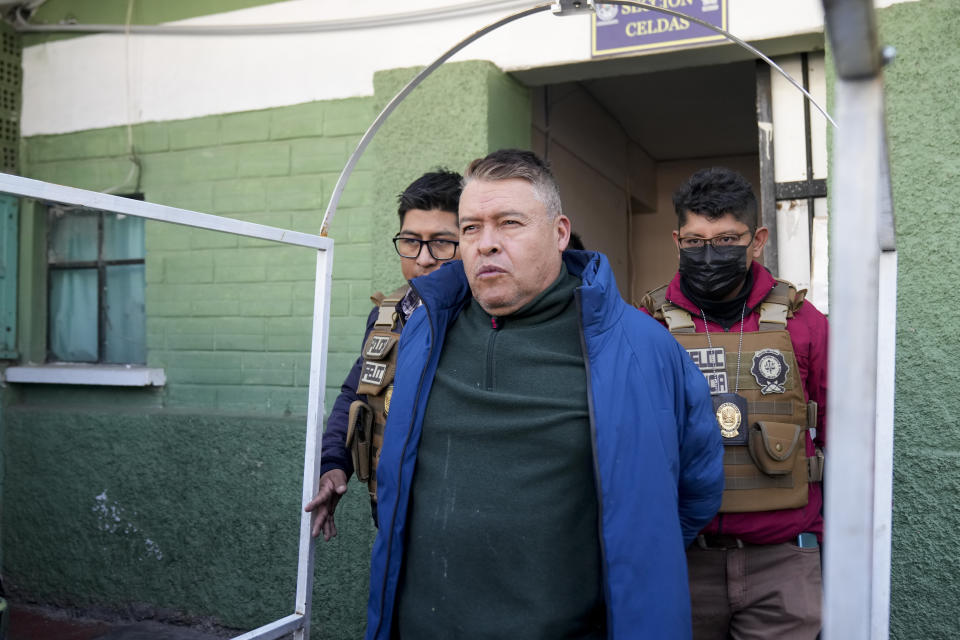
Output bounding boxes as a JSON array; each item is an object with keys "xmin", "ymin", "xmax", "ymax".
[
  {"xmin": 392, "ymin": 236, "xmax": 459, "ymax": 260},
  {"xmin": 677, "ymin": 231, "xmax": 752, "ymax": 250}
]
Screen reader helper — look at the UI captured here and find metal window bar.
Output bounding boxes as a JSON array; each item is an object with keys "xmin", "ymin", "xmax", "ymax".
[{"xmin": 0, "ymin": 172, "xmax": 333, "ymax": 640}]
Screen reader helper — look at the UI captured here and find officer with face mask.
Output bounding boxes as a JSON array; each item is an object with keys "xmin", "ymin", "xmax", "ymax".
[{"xmin": 641, "ymin": 167, "xmax": 829, "ymax": 640}]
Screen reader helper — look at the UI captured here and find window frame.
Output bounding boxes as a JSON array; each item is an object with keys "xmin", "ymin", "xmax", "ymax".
[{"xmin": 45, "ymin": 196, "xmax": 146, "ymax": 365}]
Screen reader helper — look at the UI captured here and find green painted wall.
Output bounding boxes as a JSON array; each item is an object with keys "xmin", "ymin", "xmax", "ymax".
[
  {"xmin": 873, "ymin": 1, "xmax": 960, "ymax": 638},
  {"xmin": 24, "ymin": 0, "xmax": 290, "ymax": 46},
  {"xmin": 12, "ymin": 94, "xmax": 381, "ymax": 637},
  {"xmin": 369, "ymin": 61, "xmax": 531, "ymax": 291},
  {"xmin": 1, "ymin": 408, "xmax": 377, "ymax": 633},
  {"xmin": 22, "ymin": 96, "xmax": 377, "ymax": 415},
  {"xmin": 5, "ymin": 60, "xmax": 531, "ymax": 635},
  {"xmin": 0, "ymin": 16, "xmax": 22, "ymax": 595}
]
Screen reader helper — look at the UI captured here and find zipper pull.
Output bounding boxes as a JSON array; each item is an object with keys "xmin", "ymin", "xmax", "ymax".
[{"xmin": 491, "ymin": 317, "xmax": 499, "ymax": 330}]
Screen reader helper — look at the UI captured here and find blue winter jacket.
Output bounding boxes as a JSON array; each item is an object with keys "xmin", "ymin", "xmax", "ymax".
[{"xmin": 365, "ymin": 251, "xmax": 724, "ymax": 639}]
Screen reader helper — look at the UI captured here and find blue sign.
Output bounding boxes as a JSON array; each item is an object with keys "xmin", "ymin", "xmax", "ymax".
[{"xmin": 592, "ymin": 1, "xmax": 728, "ymax": 57}]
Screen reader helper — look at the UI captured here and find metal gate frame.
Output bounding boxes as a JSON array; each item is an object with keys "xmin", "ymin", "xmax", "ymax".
[
  {"xmin": 820, "ymin": 2, "xmax": 897, "ymax": 638},
  {"xmin": 0, "ymin": 173, "xmax": 334, "ymax": 640},
  {"xmin": 2, "ymin": 0, "xmax": 895, "ymax": 638}
]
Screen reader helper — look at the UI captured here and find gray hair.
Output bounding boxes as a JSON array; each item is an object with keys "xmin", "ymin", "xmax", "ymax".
[{"xmin": 462, "ymin": 149, "xmax": 563, "ymax": 218}]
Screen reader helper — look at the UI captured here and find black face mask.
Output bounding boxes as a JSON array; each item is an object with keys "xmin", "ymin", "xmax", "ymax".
[{"xmin": 678, "ymin": 244, "xmax": 748, "ymax": 300}]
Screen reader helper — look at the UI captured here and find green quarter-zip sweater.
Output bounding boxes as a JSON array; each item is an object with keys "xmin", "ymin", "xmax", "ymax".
[{"xmin": 396, "ymin": 265, "xmax": 604, "ymax": 639}]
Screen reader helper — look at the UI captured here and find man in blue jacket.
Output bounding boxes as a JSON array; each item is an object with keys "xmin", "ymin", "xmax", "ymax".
[{"xmin": 366, "ymin": 149, "xmax": 724, "ymax": 639}]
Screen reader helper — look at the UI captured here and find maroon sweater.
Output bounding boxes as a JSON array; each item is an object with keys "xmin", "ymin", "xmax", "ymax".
[{"xmin": 647, "ymin": 262, "xmax": 829, "ymax": 544}]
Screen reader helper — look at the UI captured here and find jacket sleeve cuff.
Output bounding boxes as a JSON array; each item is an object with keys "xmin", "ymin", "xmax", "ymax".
[{"xmin": 319, "ymin": 459, "xmax": 352, "ymax": 478}]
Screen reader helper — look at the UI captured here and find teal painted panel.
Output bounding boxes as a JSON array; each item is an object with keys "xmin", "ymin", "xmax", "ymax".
[{"xmin": 0, "ymin": 194, "xmax": 17, "ymax": 357}]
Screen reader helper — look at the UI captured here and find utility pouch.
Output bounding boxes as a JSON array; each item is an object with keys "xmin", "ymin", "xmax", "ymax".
[
  {"xmin": 748, "ymin": 421, "xmax": 804, "ymax": 476},
  {"xmin": 346, "ymin": 400, "xmax": 373, "ymax": 482},
  {"xmin": 356, "ymin": 332, "xmax": 399, "ymax": 396}
]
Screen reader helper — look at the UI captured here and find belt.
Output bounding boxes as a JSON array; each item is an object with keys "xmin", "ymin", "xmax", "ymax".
[
  {"xmin": 695, "ymin": 533, "xmax": 819, "ymax": 549},
  {"xmin": 696, "ymin": 534, "xmax": 746, "ymax": 549}
]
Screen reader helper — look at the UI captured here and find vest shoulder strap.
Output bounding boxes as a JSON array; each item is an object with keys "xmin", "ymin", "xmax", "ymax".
[
  {"xmin": 370, "ymin": 284, "xmax": 410, "ymax": 329},
  {"xmin": 638, "ymin": 284, "xmax": 668, "ymax": 319},
  {"xmin": 758, "ymin": 279, "xmax": 807, "ymax": 331},
  {"xmin": 643, "ymin": 277, "xmax": 809, "ymax": 334},
  {"xmin": 640, "ymin": 284, "xmax": 696, "ymax": 334}
]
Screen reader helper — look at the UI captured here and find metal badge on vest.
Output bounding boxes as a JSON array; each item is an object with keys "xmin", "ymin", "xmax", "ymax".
[
  {"xmin": 699, "ymin": 304, "xmax": 751, "ymax": 447},
  {"xmin": 346, "ymin": 285, "xmax": 408, "ymax": 505},
  {"xmin": 641, "ymin": 280, "xmax": 824, "ymax": 514}
]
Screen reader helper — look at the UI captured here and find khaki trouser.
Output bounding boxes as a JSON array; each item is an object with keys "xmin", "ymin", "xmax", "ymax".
[{"xmin": 687, "ymin": 539, "xmax": 822, "ymax": 640}]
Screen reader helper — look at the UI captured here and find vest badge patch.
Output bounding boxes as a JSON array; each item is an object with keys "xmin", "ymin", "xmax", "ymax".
[
  {"xmin": 687, "ymin": 347, "xmax": 726, "ymax": 371},
  {"xmin": 363, "ymin": 333, "xmax": 396, "ymax": 360},
  {"xmin": 360, "ymin": 361, "xmax": 388, "ymax": 387},
  {"xmin": 705, "ymin": 371, "xmax": 729, "ymax": 395},
  {"xmin": 751, "ymin": 348, "xmax": 789, "ymax": 395},
  {"xmin": 687, "ymin": 347, "xmax": 729, "ymax": 395}
]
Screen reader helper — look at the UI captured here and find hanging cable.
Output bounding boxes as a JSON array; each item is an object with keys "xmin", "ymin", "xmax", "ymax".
[
  {"xmin": 10, "ymin": 0, "xmax": 536, "ymax": 35},
  {"xmin": 101, "ymin": 0, "xmax": 142, "ymax": 196}
]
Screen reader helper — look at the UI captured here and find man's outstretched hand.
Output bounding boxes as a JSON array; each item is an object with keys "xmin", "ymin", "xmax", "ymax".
[{"xmin": 305, "ymin": 469, "xmax": 348, "ymax": 541}]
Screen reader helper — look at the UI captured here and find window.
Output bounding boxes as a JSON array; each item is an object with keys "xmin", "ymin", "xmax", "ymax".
[{"xmin": 47, "ymin": 200, "xmax": 146, "ymax": 364}]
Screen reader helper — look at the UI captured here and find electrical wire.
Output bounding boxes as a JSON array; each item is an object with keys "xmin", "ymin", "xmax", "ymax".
[
  {"xmin": 11, "ymin": 0, "xmax": 536, "ymax": 35},
  {"xmin": 101, "ymin": 0, "xmax": 141, "ymax": 196}
]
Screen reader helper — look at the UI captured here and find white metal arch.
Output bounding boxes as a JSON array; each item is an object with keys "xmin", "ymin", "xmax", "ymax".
[{"xmin": 319, "ymin": 0, "xmax": 837, "ymax": 237}]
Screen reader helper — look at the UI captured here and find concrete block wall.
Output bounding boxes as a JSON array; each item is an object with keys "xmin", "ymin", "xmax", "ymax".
[
  {"xmin": 873, "ymin": 1, "xmax": 960, "ymax": 638},
  {"xmin": 6, "ymin": 60, "xmax": 532, "ymax": 637},
  {"xmin": 12, "ymin": 97, "xmax": 382, "ymax": 637},
  {"xmin": 23, "ymin": 97, "xmax": 378, "ymax": 415}
]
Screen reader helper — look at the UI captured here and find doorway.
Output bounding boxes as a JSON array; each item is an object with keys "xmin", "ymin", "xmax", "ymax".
[{"xmin": 532, "ymin": 60, "xmax": 760, "ymax": 303}]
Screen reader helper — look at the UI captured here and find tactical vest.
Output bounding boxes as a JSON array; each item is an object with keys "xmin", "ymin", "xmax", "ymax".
[
  {"xmin": 641, "ymin": 281, "xmax": 824, "ymax": 513},
  {"xmin": 346, "ymin": 285, "xmax": 408, "ymax": 504}
]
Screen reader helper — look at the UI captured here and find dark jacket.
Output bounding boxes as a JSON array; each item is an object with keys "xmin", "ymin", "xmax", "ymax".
[
  {"xmin": 320, "ymin": 290, "xmax": 413, "ymax": 478},
  {"xmin": 366, "ymin": 251, "xmax": 724, "ymax": 639},
  {"xmin": 319, "ymin": 306, "xmax": 375, "ymax": 478}
]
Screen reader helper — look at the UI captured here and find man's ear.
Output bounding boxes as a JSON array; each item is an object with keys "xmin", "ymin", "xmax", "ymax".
[
  {"xmin": 672, "ymin": 230, "xmax": 681, "ymax": 256},
  {"xmin": 557, "ymin": 215, "xmax": 572, "ymax": 251},
  {"xmin": 751, "ymin": 227, "xmax": 769, "ymax": 260}
]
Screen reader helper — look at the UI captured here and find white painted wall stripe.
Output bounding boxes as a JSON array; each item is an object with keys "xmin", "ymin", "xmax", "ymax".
[{"xmin": 21, "ymin": 0, "xmax": 917, "ymax": 135}]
